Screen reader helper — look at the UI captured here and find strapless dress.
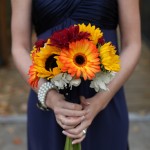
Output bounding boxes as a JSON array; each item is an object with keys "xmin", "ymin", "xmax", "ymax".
[{"xmin": 27, "ymin": 0, "xmax": 129, "ymax": 149}]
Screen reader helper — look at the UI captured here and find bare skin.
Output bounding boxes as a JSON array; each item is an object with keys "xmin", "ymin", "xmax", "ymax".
[
  {"xmin": 11, "ymin": 0, "xmax": 87, "ymax": 132},
  {"xmin": 11, "ymin": 0, "xmax": 141, "ymax": 145}
]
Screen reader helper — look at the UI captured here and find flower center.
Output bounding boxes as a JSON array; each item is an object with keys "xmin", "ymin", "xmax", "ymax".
[
  {"xmin": 45, "ymin": 54, "xmax": 58, "ymax": 71},
  {"xmin": 74, "ymin": 53, "xmax": 87, "ymax": 67}
]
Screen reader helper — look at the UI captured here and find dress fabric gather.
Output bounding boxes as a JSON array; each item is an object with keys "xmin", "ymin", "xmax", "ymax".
[{"xmin": 28, "ymin": 0, "xmax": 129, "ymax": 149}]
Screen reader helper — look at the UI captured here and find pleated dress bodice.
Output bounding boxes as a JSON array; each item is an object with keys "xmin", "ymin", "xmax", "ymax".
[{"xmin": 32, "ymin": 0, "xmax": 118, "ymax": 36}]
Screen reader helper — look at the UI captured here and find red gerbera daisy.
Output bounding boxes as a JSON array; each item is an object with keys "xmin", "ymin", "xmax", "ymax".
[
  {"xmin": 50, "ymin": 25, "xmax": 90, "ymax": 49},
  {"xmin": 35, "ymin": 39, "xmax": 46, "ymax": 48},
  {"xmin": 98, "ymin": 37, "xmax": 105, "ymax": 45}
]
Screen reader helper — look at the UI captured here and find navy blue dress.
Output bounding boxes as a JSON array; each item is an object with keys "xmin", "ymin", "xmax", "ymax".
[{"xmin": 28, "ymin": 0, "xmax": 129, "ymax": 149}]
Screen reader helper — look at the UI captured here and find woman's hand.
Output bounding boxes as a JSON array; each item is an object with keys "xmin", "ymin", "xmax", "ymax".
[
  {"xmin": 45, "ymin": 90, "xmax": 87, "ymax": 130},
  {"xmin": 62, "ymin": 95, "xmax": 108, "ymax": 144}
]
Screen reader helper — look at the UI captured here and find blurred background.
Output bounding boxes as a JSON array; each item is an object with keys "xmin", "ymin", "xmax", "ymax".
[{"xmin": 0, "ymin": 0, "xmax": 150, "ymax": 150}]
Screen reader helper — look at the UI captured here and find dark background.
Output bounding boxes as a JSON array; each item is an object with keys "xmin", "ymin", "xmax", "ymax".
[{"xmin": 141, "ymin": 0, "xmax": 150, "ymax": 46}]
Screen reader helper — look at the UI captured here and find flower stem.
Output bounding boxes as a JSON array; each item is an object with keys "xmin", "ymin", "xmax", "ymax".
[
  {"xmin": 73, "ymin": 142, "xmax": 81, "ymax": 150},
  {"xmin": 64, "ymin": 137, "xmax": 81, "ymax": 150}
]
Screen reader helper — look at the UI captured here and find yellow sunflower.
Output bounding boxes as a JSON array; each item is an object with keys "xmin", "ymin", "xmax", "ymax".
[
  {"xmin": 33, "ymin": 42, "xmax": 61, "ymax": 79},
  {"xmin": 99, "ymin": 42, "xmax": 120, "ymax": 72},
  {"xmin": 59, "ymin": 39, "xmax": 101, "ymax": 80},
  {"xmin": 78, "ymin": 23, "xmax": 103, "ymax": 45},
  {"xmin": 30, "ymin": 39, "xmax": 48, "ymax": 61},
  {"xmin": 30, "ymin": 46, "xmax": 39, "ymax": 63}
]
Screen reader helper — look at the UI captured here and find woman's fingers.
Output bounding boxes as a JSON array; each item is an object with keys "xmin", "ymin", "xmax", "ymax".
[
  {"xmin": 62, "ymin": 125, "xmax": 87, "ymax": 144},
  {"xmin": 57, "ymin": 115, "xmax": 85, "ymax": 127},
  {"xmin": 62, "ymin": 130, "xmax": 85, "ymax": 139},
  {"xmin": 62, "ymin": 120, "xmax": 89, "ymax": 144},
  {"xmin": 47, "ymin": 92, "xmax": 87, "ymax": 117},
  {"xmin": 50, "ymin": 93, "xmax": 83, "ymax": 111},
  {"xmin": 46, "ymin": 92, "xmax": 83, "ymax": 112},
  {"xmin": 56, "ymin": 119, "xmax": 75, "ymax": 130},
  {"xmin": 64, "ymin": 119, "xmax": 90, "ymax": 136},
  {"xmin": 54, "ymin": 107, "xmax": 87, "ymax": 117},
  {"xmin": 72, "ymin": 135, "xmax": 86, "ymax": 145},
  {"xmin": 50, "ymin": 94, "xmax": 88, "ymax": 129},
  {"xmin": 80, "ymin": 96, "xmax": 90, "ymax": 107},
  {"xmin": 62, "ymin": 100, "xmax": 83, "ymax": 110}
]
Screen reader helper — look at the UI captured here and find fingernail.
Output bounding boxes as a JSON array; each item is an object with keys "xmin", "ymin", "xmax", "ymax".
[
  {"xmin": 62, "ymin": 130, "xmax": 66, "ymax": 135},
  {"xmin": 72, "ymin": 141, "xmax": 75, "ymax": 145}
]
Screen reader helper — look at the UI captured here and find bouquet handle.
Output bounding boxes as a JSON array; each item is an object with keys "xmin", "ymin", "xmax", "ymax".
[{"xmin": 64, "ymin": 137, "xmax": 81, "ymax": 150}]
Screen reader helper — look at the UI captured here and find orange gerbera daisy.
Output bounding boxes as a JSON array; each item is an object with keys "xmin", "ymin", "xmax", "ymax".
[
  {"xmin": 28, "ymin": 64, "xmax": 40, "ymax": 88},
  {"xmin": 59, "ymin": 39, "xmax": 101, "ymax": 80}
]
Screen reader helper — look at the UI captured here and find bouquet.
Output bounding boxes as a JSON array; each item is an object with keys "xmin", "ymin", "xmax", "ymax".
[{"xmin": 28, "ymin": 23, "xmax": 120, "ymax": 150}]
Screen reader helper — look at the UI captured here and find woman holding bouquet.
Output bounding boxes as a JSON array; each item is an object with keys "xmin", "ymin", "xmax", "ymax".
[{"xmin": 11, "ymin": 0, "xmax": 141, "ymax": 150}]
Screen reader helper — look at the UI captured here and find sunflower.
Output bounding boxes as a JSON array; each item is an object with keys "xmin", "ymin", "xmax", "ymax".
[
  {"xmin": 33, "ymin": 41, "xmax": 61, "ymax": 80},
  {"xmin": 30, "ymin": 39, "xmax": 46, "ymax": 61},
  {"xmin": 78, "ymin": 23, "xmax": 103, "ymax": 45},
  {"xmin": 99, "ymin": 42, "xmax": 120, "ymax": 72},
  {"xmin": 59, "ymin": 39, "xmax": 101, "ymax": 80}
]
